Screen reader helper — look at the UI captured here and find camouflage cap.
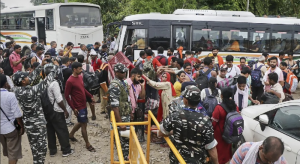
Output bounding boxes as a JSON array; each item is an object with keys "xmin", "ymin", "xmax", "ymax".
[
  {"xmin": 181, "ymin": 85, "xmax": 201, "ymax": 101},
  {"xmin": 12, "ymin": 71, "xmax": 29, "ymax": 86},
  {"xmin": 114, "ymin": 63, "xmax": 128, "ymax": 73}
]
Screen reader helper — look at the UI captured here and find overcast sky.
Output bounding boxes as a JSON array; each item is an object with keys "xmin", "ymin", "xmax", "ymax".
[{"xmin": 2, "ymin": 0, "xmax": 33, "ymax": 8}]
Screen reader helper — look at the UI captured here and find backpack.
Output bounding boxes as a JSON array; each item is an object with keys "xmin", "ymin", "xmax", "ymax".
[
  {"xmin": 134, "ymin": 59, "xmax": 144, "ymax": 70},
  {"xmin": 143, "ymin": 57, "xmax": 157, "ymax": 81},
  {"xmin": 261, "ymin": 92, "xmax": 280, "ymax": 104},
  {"xmin": 293, "ymin": 60, "xmax": 300, "ymax": 77},
  {"xmin": 195, "ymin": 69, "xmax": 211, "ymax": 90},
  {"xmin": 83, "ymin": 64, "xmax": 100, "ymax": 95},
  {"xmin": 219, "ymin": 103, "xmax": 244, "ymax": 144},
  {"xmin": 155, "ymin": 55, "xmax": 168, "ymax": 66},
  {"xmin": 40, "ymin": 84, "xmax": 55, "ymax": 119},
  {"xmin": 283, "ymin": 93, "xmax": 294, "ymax": 102},
  {"xmin": 251, "ymin": 64, "xmax": 264, "ymax": 87},
  {"xmin": 1, "ymin": 57, "xmax": 13, "ymax": 76},
  {"xmin": 57, "ymin": 66, "xmax": 67, "ymax": 93},
  {"xmin": 217, "ymin": 75, "xmax": 234, "ymax": 89},
  {"xmin": 283, "ymin": 70, "xmax": 298, "ymax": 93},
  {"xmin": 202, "ymin": 88, "xmax": 219, "ymax": 117}
]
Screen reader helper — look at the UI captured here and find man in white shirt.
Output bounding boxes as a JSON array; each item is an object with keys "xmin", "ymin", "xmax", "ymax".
[
  {"xmin": 44, "ymin": 64, "xmax": 74, "ymax": 157},
  {"xmin": 217, "ymin": 65, "xmax": 228, "ymax": 83},
  {"xmin": 222, "ymin": 55, "xmax": 241, "ymax": 78},
  {"xmin": 110, "ymin": 37, "xmax": 115, "ymax": 52},
  {"xmin": 265, "ymin": 72, "xmax": 285, "ymax": 102},
  {"xmin": 78, "ymin": 44, "xmax": 88, "ymax": 62},
  {"xmin": 0, "ymin": 74, "xmax": 24, "ymax": 163},
  {"xmin": 0, "ymin": 68, "xmax": 15, "ymax": 91},
  {"xmin": 263, "ymin": 56, "xmax": 284, "ymax": 91}
]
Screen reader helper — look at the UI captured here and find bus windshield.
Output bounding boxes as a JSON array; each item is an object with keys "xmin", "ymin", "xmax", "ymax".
[{"xmin": 60, "ymin": 6, "xmax": 101, "ymax": 27}]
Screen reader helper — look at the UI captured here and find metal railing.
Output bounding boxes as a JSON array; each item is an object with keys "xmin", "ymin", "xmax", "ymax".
[{"xmin": 110, "ymin": 110, "xmax": 186, "ymax": 164}]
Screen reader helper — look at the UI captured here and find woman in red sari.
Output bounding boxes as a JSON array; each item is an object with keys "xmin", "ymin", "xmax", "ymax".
[
  {"xmin": 143, "ymin": 72, "xmax": 176, "ymax": 122},
  {"xmin": 211, "ymin": 88, "xmax": 240, "ymax": 164}
]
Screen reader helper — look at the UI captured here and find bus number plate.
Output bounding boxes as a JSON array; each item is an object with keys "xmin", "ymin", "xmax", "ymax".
[{"xmin": 80, "ymin": 35, "xmax": 89, "ymax": 39}]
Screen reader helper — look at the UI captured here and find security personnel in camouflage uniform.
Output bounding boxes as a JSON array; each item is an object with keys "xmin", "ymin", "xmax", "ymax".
[
  {"xmin": 12, "ymin": 60, "xmax": 58, "ymax": 164},
  {"xmin": 169, "ymin": 82, "xmax": 207, "ymax": 116},
  {"xmin": 108, "ymin": 63, "xmax": 132, "ymax": 160},
  {"xmin": 158, "ymin": 86, "xmax": 219, "ymax": 164}
]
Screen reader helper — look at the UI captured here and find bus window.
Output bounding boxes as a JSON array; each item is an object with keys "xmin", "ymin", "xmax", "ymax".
[
  {"xmin": 123, "ymin": 29, "xmax": 147, "ymax": 49},
  {"xmin": 0, "ymin": 14, "xmax": 8, "ymax": 30},
  {"xmin": 249, "ymin": 32, "xmax": 270, "ymax": 53},
  {"xmin": 173, "ymin": 26, "xmax": 190, "ymax": 50},
  {"xmin": 7, "ymin": 13, "xmax": 18, "ymax": 30},
  {"xmin": 46, "ymin": 9, "xmax": 54, "ymax": 30},
  {"xmin": 149, "ymin": 27, "xmax": 170, "ymax": 50},
  {"xmin": 221, "ymin": 30, "xmax": 248, "ymax": 52},
  {"xmin": 19, "ymin": 12, "xmax": 34, "ymax": 30},
  {"xmin": 59, "ymin": 6, "xmax": 101, "ymax": 26},
  {"xmin": 29, "ymin": 18, "xmax": 35, "ymax": 30},
  {"xmin": 192, "ymin": 29, "xmax": 220, "ymax": 51},
  {"xmin": 271, "ymin": 25, "xmax": 293, "ymax": 53},
  {"xmin": 293, "ymin": 33, "xmax": 300, "ymax": 54}
]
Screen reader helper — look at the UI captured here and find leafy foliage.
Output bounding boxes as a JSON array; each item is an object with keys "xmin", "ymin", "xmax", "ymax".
[{"xmin": 31, "ymin": 0, "xmax": 300, "ymax": 31}]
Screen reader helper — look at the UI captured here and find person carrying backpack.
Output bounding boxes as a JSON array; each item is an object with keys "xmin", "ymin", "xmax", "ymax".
[
  {"xmin": 251, "ymin": 55, "xmax": 267, "ymax": 102},
  {"xmin": 154, "ymin": 46, "xmax": 168, "ymax": 66},
  {"xmin": 201, "ymin": 77, "xmax": 221, "ymax": 117},
  {"xmin": 211, "ymin": 87, "xmax": 241, "ymax": 164},
  {"xmin": 143, "ymin": 49, "xmax": 162, "ymax": 81},
  {"xmin": 195, "ymin": 57, "xmax": 217, "ymax": 90}
]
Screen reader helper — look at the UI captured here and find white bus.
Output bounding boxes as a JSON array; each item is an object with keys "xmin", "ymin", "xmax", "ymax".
[
  {"xmin": 114, "ymin": 9, "xmax": 300, "ymax": 63},
  {"xmin": 0, "ymin": 2, "xmax": 103, "ymax": 56}
]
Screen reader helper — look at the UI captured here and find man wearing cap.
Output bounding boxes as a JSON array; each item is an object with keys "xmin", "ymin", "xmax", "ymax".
[
  {"xmin": 252, "ymin": 55, "xmax": 267, "ymax": 102},
  {"xmin": 108, "ymin": 63, "xmax": 132, "ymax": 160},
  {"xmin": 31, "ymin": 36, "xmax": 38, "ymax": 45},
  {"xmin": 158, "ymin": 85, "xmax": 219, "ymax": 164},
  {"xmin": 169, "ymin": 81, "xmax": 207, "ymax": 116},
  {"xmin": 12, "ymin": 58, "xmax": 58, "ymax": 164}
]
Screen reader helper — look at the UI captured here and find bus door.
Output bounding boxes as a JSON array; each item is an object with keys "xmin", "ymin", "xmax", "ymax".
[
  {"xmin": 35, "ymin": 10, "xmax": 46, "ymax": 44},
  {"xmin": 171, "ymin": 23, "xmax": 191, "ymax": 54}
]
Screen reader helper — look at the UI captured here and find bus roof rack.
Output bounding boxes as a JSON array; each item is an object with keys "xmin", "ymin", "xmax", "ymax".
[{"xmin": 173, "ymin": 9, "xmax": 255, "ymax": 17}]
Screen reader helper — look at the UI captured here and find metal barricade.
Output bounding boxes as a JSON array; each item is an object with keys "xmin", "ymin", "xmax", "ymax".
[{"xmin": 110, "ymin": 110, "xmax": 186, "ymax": 164}]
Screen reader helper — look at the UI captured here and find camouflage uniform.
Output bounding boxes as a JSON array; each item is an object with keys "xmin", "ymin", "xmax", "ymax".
[
  {"xmin": 12, "ymin": 65, "xmax": 57, "ymax": 164},
  {"xmin": 108, "ymin": 63, "xmax": 132, "ymax": 160},
  {"xmin": 160, "ymin": 86, "xmax": 217, "ymax": 164}
]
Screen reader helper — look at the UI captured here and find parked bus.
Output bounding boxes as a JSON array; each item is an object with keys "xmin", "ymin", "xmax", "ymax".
[
  {"xmin": 113, "ymin": 9, "xmax": 300, "ymax": 63},
  {"xmin": 0, "ymin": 2, "xmax": 103, "ymax": 56}
]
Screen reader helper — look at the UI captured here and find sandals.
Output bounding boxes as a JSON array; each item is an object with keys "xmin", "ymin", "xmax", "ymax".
[
  {"xmin": 87, "ymin": 145, "xmax": 96, "ymax": 152},
  {"xmin": 69, "ymin": 137, "xmax": 78, "ymax": 142}
]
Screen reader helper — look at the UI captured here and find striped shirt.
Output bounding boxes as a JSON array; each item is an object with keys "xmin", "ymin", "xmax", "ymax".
[{"xmin": 230, "ymin": 142, "xmax": 288, "ymax": 164}]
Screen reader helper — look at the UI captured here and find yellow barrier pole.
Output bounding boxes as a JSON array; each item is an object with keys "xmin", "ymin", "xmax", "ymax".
[
  {"xmin": 146, "ymin": 112, "xmax": 151, "ymax": 163},
  {"xmin": 111, "ymin": 111, "xmax": 125, "ymax": 164},
  {"xmin": 148, "ymin": 111, "xmax": 186, "ymax": 164},
  {"xmin": 130, "ymin": 126, "xmax": 148, "ymax": 163},
  {"xmin": 110, "ymin": 129, "xmax": 114, "ymax": 164},
  {"xmin": 116, "ymin": 121, "xmax": 148, "ymax": 126}
]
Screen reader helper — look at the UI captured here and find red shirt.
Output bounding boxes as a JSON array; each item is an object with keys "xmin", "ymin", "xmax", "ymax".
[
  {"xmin": 184, "ymin": 57, "xmax": 201, "ymax": 65},
  {"xmin": 91, "ymin": 58, "xmax": 102, "ymax": 71},
  {"xmin": 168, "ymin": 56, "xmax": 175, "ymax": 65},
  {"xmin": 64, "ymin": 75, "xmax": 92, "ymax": 110}
]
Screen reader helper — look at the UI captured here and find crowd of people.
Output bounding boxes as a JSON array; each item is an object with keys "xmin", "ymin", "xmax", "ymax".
[{"xmin": 0, "ymin": 35, "xmax": 298, "ymax": 164}]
